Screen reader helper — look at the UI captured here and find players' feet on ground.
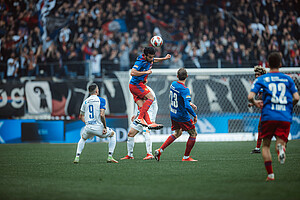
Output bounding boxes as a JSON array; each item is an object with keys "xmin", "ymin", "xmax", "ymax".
[
  {"xmin": 107, "ymin": 156, "xmax": 118, "ymax": 163},
  {"xmin": 120, "ymin": 155, "xmax": 134, "ymax": 160},
  {"xmin": 148, "ymin": 122, "xmax": 164, "ymax": 130},
  {"xmin": 73, "ymin": 157, "xmax": 79, "ymax": 164},
  {"xmin": 154, "ymin": 149, "xmax": 161, "ymax": 161},
  {"xmin": 277, "ymin": 144, "xmax": 286, "ymax": 164},
  {"xmin": 143, "ymin": 153, "xmax": 154, "ymax": 160},
  {"xmin": 250, "ymin": 148, "xmax": 261, "ymax": 154},
  {"xmin": 182, "ymin": 157, "xmax": 198, "ymax": 162},
  {"xmin": 134, "ymin": 118, "xmax": 148, "ymax": 127},
  {"xmin": 266, "ymin": 174, "xmax": 275, "ymax": 181}
]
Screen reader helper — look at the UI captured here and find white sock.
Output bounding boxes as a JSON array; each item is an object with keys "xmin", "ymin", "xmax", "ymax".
[
  {"xmin": 143, "ymin": 129, "xmax": 152, "ymax": 154},
  {"xmin": 127, "ymin": 136, "xmax": 135, "ymax": 157},
  {"xmin": 76, "ymin": 138, "xmax": 86, "ymax": 156},
  {"xmin": 183, "ymin": 156, "xmax": 189, "ymax": 159},
  {"xmin": 268, "ymin": 173, "xmax": 274, "ymax": 179},
  {"xmin": 108, "ymin": 133, "xmax": 117, "ymax": 157}
]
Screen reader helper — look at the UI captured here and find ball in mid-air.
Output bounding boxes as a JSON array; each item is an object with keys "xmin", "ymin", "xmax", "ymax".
[{"xmin": 150, "ymin": 36, "xmax": 163, "ymax": 47}]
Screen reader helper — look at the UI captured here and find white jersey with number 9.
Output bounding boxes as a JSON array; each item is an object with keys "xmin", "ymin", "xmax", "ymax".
[{"xmin": 80, "ymin": 95, "xmax": 106, "ymax": 127}]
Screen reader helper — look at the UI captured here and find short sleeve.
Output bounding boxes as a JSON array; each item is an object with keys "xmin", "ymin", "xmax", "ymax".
[
  {"xmin": 80, "ymin": 100, "xmax": 86, "ymax": 113},
  {"xmin": 132, "ymin": 60, "xmax": 142, "ymax": 70},
  {"xmin": 182, "ymin": 88, "xmax": 192, "ymax": 102},
  {"xmin": 250, "ymin": 77, "xmax": 262, "ymax": 94},
  {"xmin": 99, "ymin": 97, "xmax": 106, "ymax": 109},
  {"xmin": 288, "ymin": 76, "xmax": 298, "ymax": 94}
]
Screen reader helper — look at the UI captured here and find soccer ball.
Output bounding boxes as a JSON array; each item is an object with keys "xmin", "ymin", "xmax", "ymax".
[{"xmin": 150, "ymin": 36, "xmax": 163, "ymax": 47}]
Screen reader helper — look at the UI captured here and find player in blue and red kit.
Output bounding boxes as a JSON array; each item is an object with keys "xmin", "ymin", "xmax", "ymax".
[
  {"xmin": 129, "ymin": 46, "xmax": 171, "ymax": 129},
  {"xmin": 154, "ymin": 68, "xmax": 198, "ymax": 162},
  {"xmin": 249, "ymin": 65, "xmax": 266, "ymax": 154},
  {"xmin": 248, "ymin": 52, "xmax": 299, "ymax": 181}
]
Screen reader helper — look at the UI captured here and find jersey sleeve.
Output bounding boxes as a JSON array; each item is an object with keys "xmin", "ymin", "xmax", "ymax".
[
  {"xmin": 80, "ymin": 100, "xmax": 86, "ymax": 113},
  {"xmin": 288, "ymin": 76, "xmax": 298, "ymax": 94},
  {"xmin": 250, "ymin": 77, "xmax": 263, "ymax": 94},
  {"xmin": 132, "ymin": 60, "xmax": 142, "ymax": 71},
  {"xmin": 182, "ymin": 88, "xmax": 197, "ymax": 117},
  {"xmin": 99, "ymin": 97, "xmax": 106, "ymax": 110}
]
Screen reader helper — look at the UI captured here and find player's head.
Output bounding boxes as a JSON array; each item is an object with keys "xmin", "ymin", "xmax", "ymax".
[
  {"xmin": 268, "ymin": 52, "xmax": 282, "ymax": 69},
  {"xmin": 88, "ymin": 83, "xmax": 99, "ymax": 95},
  {"xmin": 177, "ymin": 67, "xmax": 188, "ymax": 81},
  {"xmin": 144, "ymin": 46, "xmax": 156, "ymax": 62},
  {"xmin": 254, "ymin": 65, "xmax": 266, "ymax": 78}
]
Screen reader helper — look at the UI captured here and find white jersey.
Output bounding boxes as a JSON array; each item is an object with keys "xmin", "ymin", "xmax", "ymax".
[
  {"xmin": 131, "ymin": 86, "xmax": 158, "ymax": 132},
  {"xmin": 80, "ymin": 95, "xmax": 106, "ymax": 127}
]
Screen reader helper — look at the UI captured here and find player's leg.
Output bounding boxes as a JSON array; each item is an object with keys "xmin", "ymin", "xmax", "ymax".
[
  {"xmin": 154, "ymin": 129, "xmax": 182, "ymax": 161},
  {"xmin": 251, "ymin": 120, "xmax": 262, "ymax": 154},
  {"xmin": 143, "ymin": 128, "xmax": 154, "ymax": 160},
  {"xmin": 74, "ymin": 127, "xmax": 88, "ymax": 163},
  {"xmin": 275, "ymin": 137, "xmax": 286, "ymax": 164},
  {"xmin": 121, "ymin": 128, "xmax": 139, "ymax": 160},
  {"xmin": 274, "ymin": 121, "xmax": 290, "ymax": 164},
  {"xmin": 182, "ymin": 128, "xmax": 197, "ymax": 161},
  {"xmin": 106, "ymin": 128, "xmax": 118, "ymax": 163},
  {"xmin": 262, "ymin": 137, "xmax": 274, "ymax": 181}
]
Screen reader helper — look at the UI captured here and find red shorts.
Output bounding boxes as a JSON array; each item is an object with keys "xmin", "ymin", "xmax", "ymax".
[
  {"xmin": 261, "ymin": 121, "xmax": 290, "ymax": 142},
  {"xmin": 171, "ymin": 119, "xmax": 195, "ymax": 131},
  {"xmin": 129, "ymin": 83, "xmax": 150, "ymax": 102}
]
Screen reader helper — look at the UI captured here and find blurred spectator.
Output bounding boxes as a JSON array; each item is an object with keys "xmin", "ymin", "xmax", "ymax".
[
  {"xmin": 169, "ymin": 51, "xmax": 184, "ymax": 69},
  {"xmin": 119, "ymin": 44, "xmax": 130, "ymax": 71},
  {"xmin": 27, "ymin": 49, "xmax": 37, "ymax": 76},
  {"xmin": 90, "ymin": 49, "xmax": 102, "ymax": 77},
  {"xmin": 6, "ymin": 52, "xmax": 18, "ymax": 80}
]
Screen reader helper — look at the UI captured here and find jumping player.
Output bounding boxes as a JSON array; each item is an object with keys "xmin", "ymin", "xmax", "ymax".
[
  {"xmin": 248, "ymin": 52, "xmax": 299, "ymax": 181},
  {"xmin": 74, "ymin": 83, "xmax": 118, "ymax": 164},
  {"xmin": 129, "ymin": 46, "xmax": 171, "ymax": 129},
  {"xmin": 121, "ymin": 86, "xmax": 158, "ymax": 160},
  {"xmin": 154, "ymin": 67, "xmax": 198, "ymax": 162},
  {"xmin": 250, "ymin": 65, "xmax": 267, "ymax": 154}
]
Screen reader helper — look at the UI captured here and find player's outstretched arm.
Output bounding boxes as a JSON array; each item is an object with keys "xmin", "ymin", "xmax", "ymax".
[
  {"xmin": 130, "ymin": 68, "xmax": 152, "ymax": 76},
  {"xmin": 293, "ymin": 92, "xmax": 300, "ymax": 106},
  {"xmin": 153, "ymin": 54, "xmax": 171, "ymax": 62}
]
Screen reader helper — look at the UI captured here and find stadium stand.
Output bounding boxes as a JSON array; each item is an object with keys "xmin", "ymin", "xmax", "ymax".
[{"xmin": 0, "ymin": 0, "xmax": 299, "ymax": 80}]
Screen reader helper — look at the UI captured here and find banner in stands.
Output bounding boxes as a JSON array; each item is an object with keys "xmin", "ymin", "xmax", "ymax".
[
  {"xmin": 0, "ymin": 84, "xmax": 25, "ymax": 117},
  {"xmin": 22, "ymin": 80, "xmax": 127, "ymax": 117},
  {"xmin": 25, "ymin": 81, "xmax": 52, "ymax": 115}
]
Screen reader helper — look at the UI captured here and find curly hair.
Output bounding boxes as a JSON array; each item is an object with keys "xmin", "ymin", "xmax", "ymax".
[{"xmin": 254, "ymin": 65, "xmax": 266, "ymax": 75}]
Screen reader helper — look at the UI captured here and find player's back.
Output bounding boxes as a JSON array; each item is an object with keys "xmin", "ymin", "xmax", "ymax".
[
  {"xmin": 81, "ymin": 95, "xmax": 106, "ymax": 126},
  {"xmin": 129, "ymin": 54, "xmax": 152, "ymax": 85},
  {"xmin": 170, "ymin": 81, "xmax": 191, "ymax": 122},
  {"xmin": 256, "ymin": 72, "xmax": 297, "ymax": 122}
]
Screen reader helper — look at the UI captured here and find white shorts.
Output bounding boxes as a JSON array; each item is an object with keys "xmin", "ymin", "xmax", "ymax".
[
  {"xmin": 130, "ymin": 120, "xmax": 144, "ymax": 133},
  {"xmin": 81, "ymin": 125, "xmax": 114, "ymax": 140}
]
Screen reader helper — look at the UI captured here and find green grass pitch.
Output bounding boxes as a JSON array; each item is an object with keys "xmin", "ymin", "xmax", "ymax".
[{"xmin": 0, "ymin": 140, "xmax": 300, "ymax": 200}]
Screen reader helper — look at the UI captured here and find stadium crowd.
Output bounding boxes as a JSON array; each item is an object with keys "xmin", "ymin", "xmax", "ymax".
[{"xmin": 0, "ymin": 0, "xmax": 299, "ymax": 80}]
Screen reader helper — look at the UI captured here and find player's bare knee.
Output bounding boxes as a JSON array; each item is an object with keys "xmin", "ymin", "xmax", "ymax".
[{"xmin": 109, "ymin": 131, "xmax": 115, "ymax": 137}]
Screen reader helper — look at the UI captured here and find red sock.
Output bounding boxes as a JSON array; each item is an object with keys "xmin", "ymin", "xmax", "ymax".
[
  {"xmin": 144, "ymin": 112, "xmax": 152, "ymax": 124},
  {"xmin": 184, "ymin": 137, "xmax": 196, "ymax": 156},
  {"xmin": 160, "ymin": 134, "xmax": 176, "ymax": 150},
  {"xmin": 256, "ymin": 131, "xmax": 262, "ymax": 148},
  {"xmin": 264, "ymin": 161, "xmax": 273, "ymax": 174},
  {"xmin": 138, "ymin": 99, "xmax": 153, "ymax": 120}
]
